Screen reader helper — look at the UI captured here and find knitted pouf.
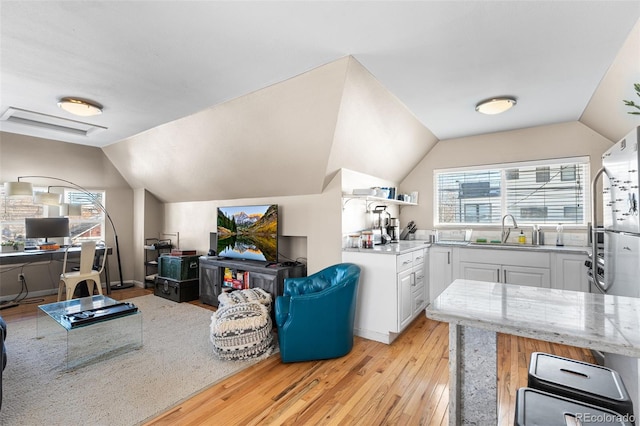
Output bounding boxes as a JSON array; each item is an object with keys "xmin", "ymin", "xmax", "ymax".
[
  {"xmin": 209, "ymin": 302, "xmax": 274, "ymax": 361},
  {"xmin": 217, "ymin": 288, "xmax": 272, "ymax": 309}
]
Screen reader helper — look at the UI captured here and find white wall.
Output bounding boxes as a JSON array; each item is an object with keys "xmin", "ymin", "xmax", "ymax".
[
  {"xmin": 0, "ymin": 132, "xmax": 135, "ymax": 296},
  {"xmin": 162, "ymin": 172, "xmax": 343, "ymax": 275},
  {"xmin": 340, "ymin": 169, "xmax": 400, "ymax": 237},
  {"xmin": 400, "ymin": 121, "xmax": 614, "ymax": 233}
]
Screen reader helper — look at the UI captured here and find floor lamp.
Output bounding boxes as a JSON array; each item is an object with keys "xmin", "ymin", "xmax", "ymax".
[{"xmin": 3, "ymin": 176, "xmax": 129, "ymax": 290}]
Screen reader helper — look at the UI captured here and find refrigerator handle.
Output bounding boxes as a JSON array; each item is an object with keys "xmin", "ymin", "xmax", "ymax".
[{"xmin": 591, "ymin": 166, "xmax": 610, "ymax": 293}]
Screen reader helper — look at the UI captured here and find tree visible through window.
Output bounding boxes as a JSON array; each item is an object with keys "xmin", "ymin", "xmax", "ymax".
[{"xmin": 434, "ymin": 157, "xmax": 589, "ymax": 226}]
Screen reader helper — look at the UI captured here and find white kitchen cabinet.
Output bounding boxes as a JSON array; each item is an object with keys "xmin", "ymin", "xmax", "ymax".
[
  {"xmin": 429, "ymin": 246, "xmax": 454, "ymax": 301},
  {"xmin": 342, "ymin": 247, "xmax": 427, "ymax": 344},
  {"xmin": 399, "ymin": 250, "xmax": 427, "ymax": 330},
  {"xmin": 459, "ymin": 261, "xmax": 500, "ymax": 282},
  {"xmin": 553, "ymin": 252, "xmax": 589, "ymax": 292},
  {"xmin": 503, "ymin": 265, "xmax": 551, "ymax": 287},
  {"xmin": 398, "ymin": 268, "xmax": 414, "ymax": 330},
  {"xmin": 457, "ymin": 248, "xmax": 551, "ymax": 288},
  {"xmin": 412, "ymin": 261, "xmax": 427, "ymax": 316}
]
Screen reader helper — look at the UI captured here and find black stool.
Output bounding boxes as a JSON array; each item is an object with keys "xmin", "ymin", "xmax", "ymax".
[
  {"xmin": 515, "ymin": 387, "xmax": 633, "ymax": 425},
  {"xmin": 528, "ymin": 352, "xmax": 634, "ymax": 420}
]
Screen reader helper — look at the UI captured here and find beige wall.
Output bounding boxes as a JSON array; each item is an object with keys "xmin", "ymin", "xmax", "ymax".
[
  {"xmin": 162, "ymin": 174, "xmax": 343, "ymax": 275},
  {"xmin": 0, "ymin": 132, "xmax": 134, "ymax": 296},
  {"xmin": 399, "ymin": 121, "xmax": 614, "ymax": 231}
]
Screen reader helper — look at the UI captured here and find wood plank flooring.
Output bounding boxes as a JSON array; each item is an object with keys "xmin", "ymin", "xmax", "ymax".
[{"xmin": 0, "ymin": 288, "xmax": 595, "ymax": 425}]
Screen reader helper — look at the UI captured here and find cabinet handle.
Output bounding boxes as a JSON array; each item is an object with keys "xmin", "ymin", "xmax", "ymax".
[
  {"xmin": 497, "ymin": 269, "xmax": 501, "ymax": 282},
  {"xmin": 403, "ymin": 260, "xmax": 412, "ymax": 266},
  {"xmin": 447, "ymin": 252, "xmax": 450, "ymax": 265},
  {"xmin": 504, "ymin": 269, "xmax": 507, "ymax": 283}
]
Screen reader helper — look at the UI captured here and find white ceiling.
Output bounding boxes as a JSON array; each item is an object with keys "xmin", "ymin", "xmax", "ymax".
[{"xmin": 1, "ymin": 1, "xmax": 639, "ymax": 148}]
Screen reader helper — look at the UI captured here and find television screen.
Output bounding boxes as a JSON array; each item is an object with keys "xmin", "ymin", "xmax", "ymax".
[
  {"xmin": 217, "ymin": 204, "xmax": 278, "ymax": 263},
  {"xmin": 25, "ymin": 217, "xmax": 70, "ymax": 240}
]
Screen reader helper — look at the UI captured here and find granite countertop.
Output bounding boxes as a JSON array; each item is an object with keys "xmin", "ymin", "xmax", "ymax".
[
  {"xmin": 343, "ymin": 240, "xmax": 590, "ymax": 255},
  {"xmin": 426, "ymin": 279, "xmax": 640, "ymax": 357},
  {"xmin": 434, "ymin": 241, "xmax": 590, "ymax": 255},
  {"xmin": 343, "ymin": 240, "xmax": 431, "ymax": 255}
]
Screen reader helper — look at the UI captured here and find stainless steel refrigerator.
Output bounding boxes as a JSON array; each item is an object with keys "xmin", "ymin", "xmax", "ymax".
[{"xmin": 591, "ymin": 125, "xmax": 640, "ymax": 414}]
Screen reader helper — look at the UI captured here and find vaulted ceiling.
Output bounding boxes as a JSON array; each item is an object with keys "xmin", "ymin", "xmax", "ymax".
[{"xmin": 1, "ymin": 2, "xmax": 639, "ymax": 202}]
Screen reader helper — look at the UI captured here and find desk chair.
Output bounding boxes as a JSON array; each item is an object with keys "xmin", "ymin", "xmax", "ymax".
[{"xmin": 57, "ymin": 241, "xmax": 107, "ymax": 301}]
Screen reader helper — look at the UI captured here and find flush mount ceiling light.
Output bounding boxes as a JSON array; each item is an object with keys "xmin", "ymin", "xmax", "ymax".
[
  {"xmin": 57, "ymin": 97, "xmax": 103, "ymax": 117},
  {"xmin": 475, "ymin": 97, "xmax": 517, "ymax": 115}
]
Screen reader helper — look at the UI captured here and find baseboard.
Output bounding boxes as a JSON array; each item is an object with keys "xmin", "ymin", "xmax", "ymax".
[
  {"xmin": 0, "ymin": 280, "xmax": 139, "ymax": 302},
  {"xmin": 354, "ymin": 327, "xmax": 397, "ymax": 345}
]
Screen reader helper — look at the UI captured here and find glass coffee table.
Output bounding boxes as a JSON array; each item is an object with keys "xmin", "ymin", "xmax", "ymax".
[{"xmin": 37, "ymin": 295, "xmax": 142, "ymax": 369}]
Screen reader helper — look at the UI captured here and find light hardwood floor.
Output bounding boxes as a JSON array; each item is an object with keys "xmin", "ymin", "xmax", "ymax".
[{"xmin": 1, "ymin": 288, "xmax": 594, "ymax": 425}]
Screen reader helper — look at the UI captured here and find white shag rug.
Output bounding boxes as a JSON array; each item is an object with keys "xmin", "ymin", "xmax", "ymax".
[{"xmin": 0, "ymin": 295, "xmax": 269, "ymax": 425}]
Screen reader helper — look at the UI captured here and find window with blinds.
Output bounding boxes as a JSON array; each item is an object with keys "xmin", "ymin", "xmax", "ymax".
[
  {"xmin": 435, "ymin": 157, "xmax": 589, "ymax": 226},
  {"xmin": 0, "ymin": 186, "xmax": 106, "ymax": 244},
  {"xmin": 65, "ymin": 190, "xmax": 106, "ymax": 242}
]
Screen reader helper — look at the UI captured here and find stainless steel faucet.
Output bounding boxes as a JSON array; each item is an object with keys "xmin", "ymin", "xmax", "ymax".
[{"xmin": 501, "ymin": 214, "xmax": 518, "ymax": 243}]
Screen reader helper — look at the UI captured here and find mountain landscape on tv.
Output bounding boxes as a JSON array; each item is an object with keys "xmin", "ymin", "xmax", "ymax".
[{"xmin": 217, "ymin": 205, "xmax": 278, "ymax": 262}]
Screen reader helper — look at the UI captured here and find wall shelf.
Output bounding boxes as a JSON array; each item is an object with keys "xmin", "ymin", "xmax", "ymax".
[{"xmin": 342, "ymin": 193, "xmax": 418, "ymax": 211}]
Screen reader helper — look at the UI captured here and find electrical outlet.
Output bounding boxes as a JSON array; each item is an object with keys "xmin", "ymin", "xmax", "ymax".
[{"xmin": 18, "ymin": 273, "xmax": 25, "ymax": 282}]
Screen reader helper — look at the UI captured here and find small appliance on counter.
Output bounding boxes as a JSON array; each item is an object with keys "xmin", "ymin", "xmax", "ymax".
[
  {"xmin": 372, "ymin": 205, "xmax": 392, "ymax": 244},
  {"xmin": 388, "ymin": 218, "xmax": 400, "ymax": 242}
]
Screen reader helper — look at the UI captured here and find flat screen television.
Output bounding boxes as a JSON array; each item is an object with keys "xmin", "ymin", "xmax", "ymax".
[
  {"xmin": 216, "ymin": 204, "xmax": 278, "ymax": 263},
  {"xmin": 25, "ymin": 217, "xmax": 70, "ymax": 242}
]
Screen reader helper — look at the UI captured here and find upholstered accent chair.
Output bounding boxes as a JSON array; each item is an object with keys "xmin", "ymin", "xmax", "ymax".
[{"xmin": 275, "ymin": 263, "xmax": 361, "ymax": 363}]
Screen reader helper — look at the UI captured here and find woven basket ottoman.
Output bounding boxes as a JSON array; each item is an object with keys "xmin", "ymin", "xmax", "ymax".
[
  {"xmin": 217, "ymin": 288, "xmax": 272, "ymax": 309},
  {"xmin": 209, "ymin": 302, "xmax": 274, "ymax": 361}
]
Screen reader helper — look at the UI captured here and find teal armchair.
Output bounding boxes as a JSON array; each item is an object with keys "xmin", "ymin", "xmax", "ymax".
[{"xmin": 275, "ymin": 263, "xmax": 361, "ymax": 363}]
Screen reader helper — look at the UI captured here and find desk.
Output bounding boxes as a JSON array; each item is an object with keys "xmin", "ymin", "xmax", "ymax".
[
  {"xmin": 0, "ymin": 247, "xmax": 112, "ymax": 294},
  {"xmin": 425, "ymin": 279, "xmax": 640, "ymax": 425}
]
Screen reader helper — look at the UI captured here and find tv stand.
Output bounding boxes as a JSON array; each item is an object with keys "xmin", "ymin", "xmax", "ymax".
[{"xmin": 199, "ymin": 257, "xmax": 306, "ymax": 307}]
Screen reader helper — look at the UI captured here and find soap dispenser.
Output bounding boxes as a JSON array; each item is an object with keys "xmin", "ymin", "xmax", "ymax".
[
  {"xmin": 518, "ymin": 230, "xmax": 526, "ymax": 244},
  {"xmin": 556, "ymin": 224, "xmax": 564, "ymax": 246}
]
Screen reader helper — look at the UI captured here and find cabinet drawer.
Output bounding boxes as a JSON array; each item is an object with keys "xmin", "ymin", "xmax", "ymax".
[
  {"xmin": 412, "ymin": 249, "xmax": 426, "ymax": 266},
  {"xmin": 397, "ymin": 252, "xmax": 414, "ymax": 272}
]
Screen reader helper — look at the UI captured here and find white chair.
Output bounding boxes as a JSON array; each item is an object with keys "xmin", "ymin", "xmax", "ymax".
[{"xmin": 57, "ymin": 241, "xmax": 107, "ymax": 301}]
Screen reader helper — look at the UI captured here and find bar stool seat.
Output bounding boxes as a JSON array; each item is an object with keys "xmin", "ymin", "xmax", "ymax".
[
  {"xmin": 528, "ymin": 352, "xmax": 634, "ymax": 419},
  {"xmin": 515, "ymin": 387, "xmax": 633, "ymax": 425}
]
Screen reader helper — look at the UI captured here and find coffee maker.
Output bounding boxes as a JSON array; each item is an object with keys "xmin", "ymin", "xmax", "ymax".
[
  {"xmin": 372, "ymin": 206, "xmax": 392, "ymax": 244},
  {"xmin": 388, "ymin": 218, "xmax": 400, "ymax": 242}
]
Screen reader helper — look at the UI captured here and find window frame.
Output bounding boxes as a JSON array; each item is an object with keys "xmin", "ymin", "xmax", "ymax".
[
  {"xmin": 0, "ymin": 186, "xmax": 107, "ymax": 245},
  {"xmin": 433, "ymin": 156, "xmax": 590, "ymax": 228}
]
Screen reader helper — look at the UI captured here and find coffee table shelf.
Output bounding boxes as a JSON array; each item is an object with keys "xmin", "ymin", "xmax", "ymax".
[{"xmin": 37, "ymin": 295, "xmax": 142, "ymax": 369}]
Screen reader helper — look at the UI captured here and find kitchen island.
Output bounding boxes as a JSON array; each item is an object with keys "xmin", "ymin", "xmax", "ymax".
[{"xmin": 426, "ymin": 279, "xmax": 640, "ymax": 425}]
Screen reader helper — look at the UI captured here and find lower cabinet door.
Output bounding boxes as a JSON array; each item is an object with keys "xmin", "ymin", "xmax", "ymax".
[{"xmin": 398, "ymin": 269, "xmax": 414, "ymax": 331}]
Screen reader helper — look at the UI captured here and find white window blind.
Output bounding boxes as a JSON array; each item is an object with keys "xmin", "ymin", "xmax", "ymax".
[
  {"xmin": 435, "ymin": 158, "xmax": 589, "ymax": 226},
  {"xmin": 64, "ymin": 190, "xmax": 106, "ymax": 242}
]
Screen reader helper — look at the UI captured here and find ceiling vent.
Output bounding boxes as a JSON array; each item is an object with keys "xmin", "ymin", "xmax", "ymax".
[{"xmin": 0, "ymin": 107, "xmax": 107, "ymax": 136}]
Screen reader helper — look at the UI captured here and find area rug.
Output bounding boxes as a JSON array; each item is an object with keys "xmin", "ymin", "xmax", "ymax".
[{"xmin": 0, "ymin": 295, "xmax": 271, "ymax": 425}]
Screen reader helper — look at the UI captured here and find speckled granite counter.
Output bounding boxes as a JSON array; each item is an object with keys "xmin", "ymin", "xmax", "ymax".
[
  {"xmin": 426, "ymin": 279, "xmax": 640, "ymax": 425},
  {"xmin": 342, "ymin": 240, "xmax": 430, "ymax": 255},
  {"xmin": 435, "ymin": 241, "xmax": 590, "ymax": 255}
]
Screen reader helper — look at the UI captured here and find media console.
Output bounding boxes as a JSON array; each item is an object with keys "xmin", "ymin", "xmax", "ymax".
[{"xmin": 198, "ymin": 256, "xmax": 307, "ymax": 306}]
